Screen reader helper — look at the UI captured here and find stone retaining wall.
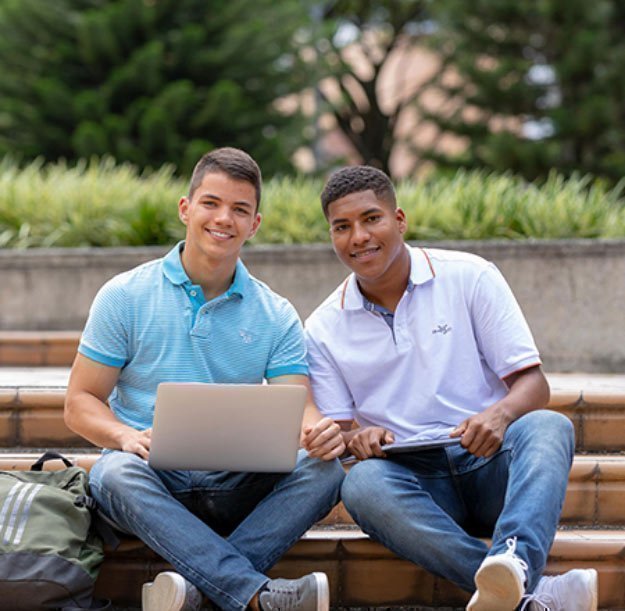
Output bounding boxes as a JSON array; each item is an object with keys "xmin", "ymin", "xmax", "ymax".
[{"xmin": 1, "ymin": 239, "xmax": 624, "ymax": 372}]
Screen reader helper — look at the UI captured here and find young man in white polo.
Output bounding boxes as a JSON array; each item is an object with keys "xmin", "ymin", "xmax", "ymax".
[
  {"xmin": 304, "ymin": 165, "xmax": 598, "ymax": 611},
  {"xmin": 65, "ymin": 148, "xmax": 346, "ymax": 611}
]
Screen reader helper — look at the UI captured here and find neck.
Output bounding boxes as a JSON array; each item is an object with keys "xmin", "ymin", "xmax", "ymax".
[{"xmin": 181, "ymin": 244, "xmax": 237, "ymax": 301}]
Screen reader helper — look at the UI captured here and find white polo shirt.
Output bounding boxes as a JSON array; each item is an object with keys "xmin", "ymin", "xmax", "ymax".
[{"xmin": 305, "ymin": 246, "xmax": 541, "ymax": 443}]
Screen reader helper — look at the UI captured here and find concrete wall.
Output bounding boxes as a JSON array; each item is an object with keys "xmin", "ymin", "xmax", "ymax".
[{"xmin": 1, "ymin": 240, "xmax": 624, "ymax": 372}]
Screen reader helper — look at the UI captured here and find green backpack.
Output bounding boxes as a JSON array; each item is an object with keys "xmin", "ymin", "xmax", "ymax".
[{"xmin": 0, "ymin": 452, "xmax": 110, "ymax": 610}]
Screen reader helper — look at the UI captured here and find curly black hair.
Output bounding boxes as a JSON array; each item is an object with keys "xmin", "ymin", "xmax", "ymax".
[{"xmin": 320, "ymin": 165, "xmax": 396, "ymax": 217}]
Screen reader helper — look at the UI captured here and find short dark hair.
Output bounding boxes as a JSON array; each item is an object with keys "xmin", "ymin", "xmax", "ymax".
[
  {"xmin": 189, "ymin": 147, "xmax": 262, "ymax": 208},
  {"xmin": 320, "ymin": 165, "xmax": 396, "ymax": 217}
]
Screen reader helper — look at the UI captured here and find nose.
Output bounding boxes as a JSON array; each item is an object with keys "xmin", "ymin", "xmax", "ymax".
[
  {"xmin": 214, "ymin": 206, "xmax": 233, "ymax": 225},
  {"xmin": 351, "ymin": 222, "xmax": 371, "ymax": 246}
]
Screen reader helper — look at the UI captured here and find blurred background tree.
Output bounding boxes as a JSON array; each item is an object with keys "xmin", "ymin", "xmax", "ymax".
[
  {"xmin": 421, "ymin": 0, "xmax": 625, "ymax": 181},
  {"xmin": 0, "ymin": 0, "xmax": 309, "ymax": 175},
  {"xmin": 306, "ymin": 0, "xmax": 433, "ymax": 177}
]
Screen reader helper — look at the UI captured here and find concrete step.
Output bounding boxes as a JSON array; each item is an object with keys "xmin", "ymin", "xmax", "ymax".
[
  {"xmin": 0, "ymin": 331, "xmax": 79, "ymax": 366},
  {"xmin": 93, "ymin": 528, "xmax": 625, "ymax": 609},
  {"xmin": 1, "ymin": 451, "xmax": 625, "ymax": 529},
  {"xmin": 2, "ymin": 371, "xmax": 625, "ymax": 451}
]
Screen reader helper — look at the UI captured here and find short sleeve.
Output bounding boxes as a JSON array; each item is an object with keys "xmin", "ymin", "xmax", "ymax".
[
  {"xmin": 471, "ymin": 263, "xmax": 541, "ymax": 379},
  {"xmin": 305, "ymin": 327, "xmax": 355, "ymax": 421},
  {"xmin": 265, "ymin": 302, "xmax": 308, "ymax": 378},
  {"xmin": 78, "ymin": 279, "xmax": 130, "ymax": 368}
]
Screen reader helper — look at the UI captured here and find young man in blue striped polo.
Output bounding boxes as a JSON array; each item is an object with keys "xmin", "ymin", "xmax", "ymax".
[{"xmin": 65, "ymin": 148, "xmax": 345, "ymax": 611}]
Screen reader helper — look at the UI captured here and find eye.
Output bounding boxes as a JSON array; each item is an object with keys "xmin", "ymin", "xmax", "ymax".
[
  {"xmin": 331, "ymin": 224, "xmax": 349, "ymax": 233},
  {"xmin": 234, "ymin": 206, "xmax": 250, "ymax": 216},
  {"xmin": 366, "ymin": 214, "xmax": 382, "ymax": 223},
  {"xmin": 201, "ymin": 200, "xmax": 217, "ymax": 208}
]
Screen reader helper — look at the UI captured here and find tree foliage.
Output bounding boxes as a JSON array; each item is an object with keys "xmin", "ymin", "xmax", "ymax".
[
  {"xmin": 0, "ymin": 0, "xmax": 309, "ymax": 175},
  {"xmin": 423, "ymin": 0, "xmax": 625, "ymax": 181}
]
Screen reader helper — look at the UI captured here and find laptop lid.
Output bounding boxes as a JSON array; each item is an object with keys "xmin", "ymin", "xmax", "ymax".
[{"xmin": 149, "ymin": 382, "xmax": 307, "ymax": 472}]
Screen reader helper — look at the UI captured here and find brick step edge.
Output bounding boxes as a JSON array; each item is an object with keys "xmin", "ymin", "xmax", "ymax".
[
  {"xmin": 3, "ymin": 452, "xmax": 625, "ymax": 527},
  {"xmin": 97, "ymin": 528, "xmax": 625, "ymax": 609}
]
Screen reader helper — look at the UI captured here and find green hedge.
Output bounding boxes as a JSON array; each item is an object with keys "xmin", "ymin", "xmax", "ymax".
[{"xmin": 1, "ymin": 157, "xmax": 625, "ymax": 248}]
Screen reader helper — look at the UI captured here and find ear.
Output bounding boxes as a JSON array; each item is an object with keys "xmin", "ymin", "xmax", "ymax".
[
  {"xmin": 396, "ymin": 207, "xmax": 407, "ymax": 234},
  {"xmin": 247, "ymin": 213, "xmax": 262, "ymax": 240},
  {"xmin": 178, "ymin": 196, "xmax": 190, "ymax": 225}
]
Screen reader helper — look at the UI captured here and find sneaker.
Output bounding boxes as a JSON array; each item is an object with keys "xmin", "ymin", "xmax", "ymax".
[
  {"xmin": 259, "ymin": 572, "xmax": 329, "ymax": 611},
  {"xmin": 466, "ymin": 537, "xmax": 528, "ymax": 611},
  {"xmin": 142, "ymin": 571, "xmax": 203, "ymax": 611},
  {"xmin": 521, "ymin": 568, "xmax": 598, "ymax": 611}
]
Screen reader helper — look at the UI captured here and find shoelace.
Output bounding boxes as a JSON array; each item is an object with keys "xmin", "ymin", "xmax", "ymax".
[
  {"xmin": 503, "ymin": 536, "xmax": 529, "ymax": 572},
  {"xmin": 519, "ymin": 573, "xmax": 566, "ymax": 611},
  {"xmin": 263, "ymin": 583, "xmax": 300, "ymax": 610}
]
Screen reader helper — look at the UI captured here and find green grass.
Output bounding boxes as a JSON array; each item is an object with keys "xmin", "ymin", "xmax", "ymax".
[{"xmin": 1, "ymin": 157, "xmax": 625, "ymax": 248}]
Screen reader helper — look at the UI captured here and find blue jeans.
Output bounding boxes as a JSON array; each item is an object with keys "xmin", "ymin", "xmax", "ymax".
[
  {"xmin": 341, "ymin": 410, "xmax": 574, "ymax": 594},
  {"xmin": 89, "ymin": 449, "xmax": 344, "ymax": 611}
]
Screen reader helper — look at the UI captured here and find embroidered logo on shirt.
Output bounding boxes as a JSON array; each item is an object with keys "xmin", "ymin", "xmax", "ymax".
[
  {"xmin": 239, "ymin": 330, "xmax": 253, "ymax": 344},
  {"xmin": 432, "ymin": 324, "xmax": 452, "ymax": 335}
]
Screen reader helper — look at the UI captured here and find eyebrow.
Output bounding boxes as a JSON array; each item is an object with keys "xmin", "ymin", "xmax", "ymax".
[
  {"xmin": 198, "ymin": 193, "xmax": 254, "ymax": 209},
  {"xmin": 330, "ymin": 207, "xmax": 381, "ymax": 226}
]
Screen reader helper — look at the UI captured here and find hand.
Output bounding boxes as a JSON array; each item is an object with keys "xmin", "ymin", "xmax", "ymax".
[
  {"xmin": 301, "ymin": 417, "xmax": 345, "ymax": 461},
  {"xmin": 347, "ymin": 426, "xmax": 395, "ymax": 460},
  {"xmin": 119, "ymin": 427, "xmax": 152, "ymax": 460},
  {"xmin": 450, "ymin": 404, "xmax": 512, "ymax": 457}
]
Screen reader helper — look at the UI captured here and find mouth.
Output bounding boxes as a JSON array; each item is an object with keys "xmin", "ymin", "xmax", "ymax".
[
  {"xmin": 350, "ymin": 246, "xmax": 380, "ymax": 261},
  {"xmin": 205, "ymin": 228, "xmax": 234, "ymax": 241}
]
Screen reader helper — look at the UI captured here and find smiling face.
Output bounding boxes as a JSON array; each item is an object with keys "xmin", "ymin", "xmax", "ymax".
[
  {"xmin": 327, "ymin": 189, "xmax": 408, "ymax": 287},
  {"xmin": 178, "ymin": 170, "xmax": 261, "ymax": 267}
]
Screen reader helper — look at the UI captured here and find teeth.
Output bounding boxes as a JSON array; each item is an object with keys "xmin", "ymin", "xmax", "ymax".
[
  {"xmin": 352, "ymin": 248, "xmax": 378, "ymax": 258},
  {"xmin": 208, "ymin": 230, "xmax": 231, "ymax": 238}
]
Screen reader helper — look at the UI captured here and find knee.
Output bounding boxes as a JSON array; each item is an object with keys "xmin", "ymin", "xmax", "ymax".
[
  {"xmin": 341, "ymin": 460, "xmax": 387, "ymax": 516},
  {"xmin": 89, "ymin": 451, "xmax": 149, "ymax": 498},
  {"xmin": 509, "ymin": 410, "xmax": 574, "ymax": 456},
  {"xmin": 295, "ymin": 452, "xmax": 346, "ymax": 493}
]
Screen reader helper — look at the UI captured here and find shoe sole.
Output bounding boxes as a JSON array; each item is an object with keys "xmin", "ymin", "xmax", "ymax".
[
  {"xmin": 142, "ymin": 572, "xmax": 186, "ymax": 611},
  {"xmin": 588, "ymin": 568, "xmax": 599, "ymax": 611},
  {"xmin": 467, "ymin": 559, "xmax": 524, "ymax": 611},
  {"xmin": 312, "ymin": 572, "xmax": 330, "ymax": 611}
]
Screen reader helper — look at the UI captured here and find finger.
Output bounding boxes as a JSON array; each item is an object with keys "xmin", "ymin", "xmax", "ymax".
[
  {"xmin": 369, "ymin": 434, "xmax": 385, "ymax": 457},
  {"xmin": 320, "ymin": 440, "xmax": 346, "ymax": 461},
  {"xmin": 348, "ymin": 437, "xmax": 366, "ymax": 461},
  {"xmin": 308, "ymin": 434, "xmax": 344, "ymax": 459},
  {"xmin": 307, "ymin": 424, "xmax": 340, "ymax": 450},
  {"xmin": 450, "ymin": 421, "xmax": 467, "ymax": 438},
  {"xmin": 383, "ymin": 430, "xmax": 395, "ymax": 445}
]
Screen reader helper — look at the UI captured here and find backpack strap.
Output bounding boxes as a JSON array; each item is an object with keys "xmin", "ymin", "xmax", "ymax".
[{"xmin": 31, "ymin": 451, "xmax": 74, "ymax": 471}]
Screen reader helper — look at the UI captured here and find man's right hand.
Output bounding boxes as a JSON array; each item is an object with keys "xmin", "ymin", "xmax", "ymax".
[
  {"xmin": 119, "ymin": 427, "xmax": 152, "ymax": 460},
  {"xmin": 347, "ymin": 426, "xmax": 395, "ymax": 460}
]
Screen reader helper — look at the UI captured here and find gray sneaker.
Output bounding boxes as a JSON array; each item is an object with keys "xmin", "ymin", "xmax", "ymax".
[
  {"xmin": 142, "ymin": 571, "xmax": 203, "ymax": 611},
  {"xmin": 259, "ymin": 572, "xmax": 329, "ymax": 611}
]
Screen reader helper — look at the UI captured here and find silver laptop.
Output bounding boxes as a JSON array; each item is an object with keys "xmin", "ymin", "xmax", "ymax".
[{"xmin": 149, "ymin": 382, "xmax": 307, "ymax": 472}]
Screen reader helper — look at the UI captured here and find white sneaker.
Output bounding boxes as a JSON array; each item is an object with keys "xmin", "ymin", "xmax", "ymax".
[
  {"xmin": 521, "ymin": 568, "xmax": 598, "ymax": 611},
  {"xmin": 142, "ymin": 571, "xmax": 203, "ymax": 611},
  {"xmin": 466, "ymin": 537, "xmax": 528, "ymax": 611}
]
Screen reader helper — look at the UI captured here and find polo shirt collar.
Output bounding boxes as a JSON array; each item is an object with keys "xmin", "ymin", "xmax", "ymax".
[
  {"xmin": 341, "ymin": 245, "xmax": 436, "ymax": 311},
  {"xmin": 162, "ymin": 240, "xmax": 251, "ymax": 298}
]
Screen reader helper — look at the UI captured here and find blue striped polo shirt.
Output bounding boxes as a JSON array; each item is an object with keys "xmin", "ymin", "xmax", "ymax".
[{"xmin": 78, "ymin": 242, "xmax": 308, "ymax": 430}]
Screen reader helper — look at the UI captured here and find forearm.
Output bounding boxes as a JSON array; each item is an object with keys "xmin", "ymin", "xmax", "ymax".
[
  {"xmin": 491, "ymin": 366, "xmax": 551, "ymax": 425},
  {"xmin": 65, "ymin": 391, "xmax": 137, "ymax": 450}
]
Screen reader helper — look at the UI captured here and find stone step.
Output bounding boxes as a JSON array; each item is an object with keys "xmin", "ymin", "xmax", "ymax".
[
  {"xmin": 0, "ymin": 331, "xmax": 80, "ymax": 366},
  {"xmin": 1, "ymin": 451, "xmax": 625, "ymax": 529},
  {"xmin": 2, "ymin": 371, "xmax": 625, "ymax": 451},
  {"xmin": 93, "ymin": 528, "xmax": 625, "ymax": 609}
]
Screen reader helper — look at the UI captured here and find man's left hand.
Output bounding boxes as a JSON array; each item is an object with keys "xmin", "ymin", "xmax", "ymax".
[
  {"xmin": 301, "ymin": 417, "xmax": 346, "ymax": 461},
  {"xmin": 450, "ymin": 404, "xmax": 513, "ymax": 457}
]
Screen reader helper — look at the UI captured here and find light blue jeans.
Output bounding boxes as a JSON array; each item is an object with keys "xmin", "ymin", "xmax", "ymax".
[
  {"xmin": 341, "ymin": 410, "xmax": 574, "ymax": 594},
  {"xmin": 89, "ymin": 449, "xmax": 344, "ymax": 611}
]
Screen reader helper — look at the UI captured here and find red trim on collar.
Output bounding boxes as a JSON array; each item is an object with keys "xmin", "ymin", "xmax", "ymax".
[
  {"xmin": 420, "ymin": 248, "xmax": 436, "ymax": 278},
  {"xmin": 340, "ymin": 278, "xmax": 350, "ymax": 310}
]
